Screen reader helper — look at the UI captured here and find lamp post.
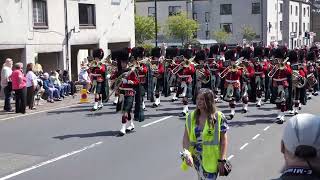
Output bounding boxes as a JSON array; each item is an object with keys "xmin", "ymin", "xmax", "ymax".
[
  {"xmin": 206, "ymin": 22, "xmax": 209, "ymax": 40},
  {"xmin": 155, "ymin": 0, "xmax": 158, "ymax": 47}
]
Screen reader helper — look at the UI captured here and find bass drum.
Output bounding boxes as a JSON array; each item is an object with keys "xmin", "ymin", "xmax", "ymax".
[{"xmin": 307, "ymin": 73, "xmax": 318, "ymax": 87}]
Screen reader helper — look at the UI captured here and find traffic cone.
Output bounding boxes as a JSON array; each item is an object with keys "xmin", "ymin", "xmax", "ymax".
[{"xmin": 79, "ymin": 89, "xmax": 89, "ymax": 103}]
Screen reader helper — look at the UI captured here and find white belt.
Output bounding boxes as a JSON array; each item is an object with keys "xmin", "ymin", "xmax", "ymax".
[
  {"xmin": 119, "ymin": 87, "xmax": 134, "ymax": 91},
  {"xmin": 138, "ymin": 75, "xmax": 145, "ymax": 78},
  {"xmin": 179, "ymin": 75, "xmax": 191, "ymax": 78},
  {"xmin": 255, "ymin": 72, "xmax": 263, "ymax": 75},
  {"xmin": 273, "ymin": 78, "xmax": 287, "ymax": 82},
  {"xmin": 226, "ymin": 80, "xmax": 240, "ymax": 83}
]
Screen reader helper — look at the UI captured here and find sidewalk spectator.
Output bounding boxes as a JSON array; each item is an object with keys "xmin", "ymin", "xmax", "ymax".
[
  {"xmin": 11, "ymin": 62, "xmax": 26, "ymax": 114},
  {"xmin": 78, "ymin": 63, "xmax": 91, "ymax": 92},
  {"xmin": 276, "ymin": 114, "xmax": 320, "ymax": 179},
  {"xmin": 50, "ymin": 71, "xmax": 65, "ymax": 98},
  {"xmin": 62, "ymin": 70, "xmax": 75, "ymax": 95},
  {"xmin": 43, "ymin": 73, "xmax": 61, "ymax": 103},
  {"xmin": 1, "ymin": 58, "xmax": 13, "ymax": 112},
  {"xmin": 26, "ymin": 63, "xmax": 37, "ymax": 110}
]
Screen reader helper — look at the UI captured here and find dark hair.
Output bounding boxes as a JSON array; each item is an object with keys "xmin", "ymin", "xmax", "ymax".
[
  {"xmin": 195, "ymin": 88, "xmax": 217, "ymax": 127},
  {"xmin": 26, "ymin": 63, "xmax": 34, "ymax": 73}
]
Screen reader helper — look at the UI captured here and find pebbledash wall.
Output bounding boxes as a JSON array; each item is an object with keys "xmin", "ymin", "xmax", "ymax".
[{"xmin": 0, "ymin": 0, "xmax": 135, "ymax": 80}]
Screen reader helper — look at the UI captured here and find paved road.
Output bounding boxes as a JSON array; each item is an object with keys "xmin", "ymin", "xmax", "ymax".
[{"xmin": 0, "ymin": 94, "xmax": 319, "ymax": 180}]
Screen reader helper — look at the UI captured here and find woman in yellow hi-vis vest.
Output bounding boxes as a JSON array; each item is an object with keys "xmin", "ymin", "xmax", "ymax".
[{"xmin": 182, "ymin": 88, "xmax": 229, "ymax": 180}]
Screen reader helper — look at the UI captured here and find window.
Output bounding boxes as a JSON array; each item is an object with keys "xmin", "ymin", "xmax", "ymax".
[
  {"xmin": 205, "ymin": 12, "xmax": 210, "ymax": 22},
  {"xmin": 295, "ymin": 22, "xmax": 298, "ymax": 32},
  {"xmin": 168, "ymin": 6, "xmax": 181, "ymax": 16},
  {"xmin": 79, "ymin": 4, "xmax": 96, "ymax": 27},
  {"xmin": 296, "ymin": 6, "xmax": 298, "ymax": 16},
  {"xmin": 280, "ymin": 21, "xmax": 283, "ymax": 31},
  {"xmin": 303, "ymin": 23, "xmax": 306, "ymax": 32},
  {"xmin": 291, "ymin": 5, "xmax": 292, "ymax": 15},
  {"xmin": 205, "ymin": 30, "xmax": 210, "ymax": 39},
  {"xmin": 220, "ymin": 23, "xmax": 232, "ymax": 33},
  {"xmin": 33, "ymin": 0, "xmax": 48, "ymax": 27},
  {"xmin": 280, "ymin": 3, "xmax": 283, "ymax": 13},
  {"xmin": 193, "ymin": 13, "xmax": 197, "ymax": 21},
  {"xmin": 148, "ymin": 7, "xmax": 155, "ymax": 17},
  {"xmin": 220, "ymin": 4, "xmax": 232, "ymax": 15},
  {"xmin": 304, "ymin": 8, "xmax": 306, "ymax": 17},
  {"xmin": 307, "ymin": 23, "xmax": 309, "ymax": 31},
  {"xmin": 252, "ymin": 3, "xmax": 260, "ymax": 14},
  {"xmin": 307, "ymin": 7, "xmax": 309, "ymax": 17}
]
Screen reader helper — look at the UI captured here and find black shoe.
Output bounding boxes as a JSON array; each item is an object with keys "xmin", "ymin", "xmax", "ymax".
[
  {"xmin": 242, "ymin": 109, "xmax": 248, "ymax": 113},
  {"xmin": 125, "ymin": 127, "xmax": 135, "ymax": 133},
  {"xmin": 179, "ymin": 112, "xmax": 186, "ymax": 117},
  {"xmin": 152, "ymin": 103, "xmax": 158, "ymax": 108},
  {"xmin": 117, "ymin": 131, "xmax": 125, "ymax": 137},
  {"xmin": 256, "ymin": 104, "xmax": 261, "ymax": 107},
  {"xmin": 4, "ymin": 109, "xmax": 14, "ymax": 112},
  {"xmin": 228, "ymin": 114, "xmax": 234, "ymax": 120},
  {"xmin": 299, "ymin": 107, "xmax": 302, "ymax": 110},
  {"xmin": 276, "ymin": 119, "xmax": 284, "ymax": 124}
]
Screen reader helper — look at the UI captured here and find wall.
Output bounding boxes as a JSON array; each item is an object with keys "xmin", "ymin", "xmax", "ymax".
[{"xmin": 193, "ymin": 0, "xmax": 210, "ymax": 40}]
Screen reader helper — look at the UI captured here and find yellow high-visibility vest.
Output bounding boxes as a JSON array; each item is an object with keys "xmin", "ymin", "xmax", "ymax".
[{"xmin": 181, "ymin": 111, "xmax": 221, "ymax": 173}]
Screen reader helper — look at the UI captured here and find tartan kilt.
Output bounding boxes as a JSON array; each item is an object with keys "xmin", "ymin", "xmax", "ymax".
[{"xmin": 116, "ymin": 96, "xmax": 134, "ymax": 113}]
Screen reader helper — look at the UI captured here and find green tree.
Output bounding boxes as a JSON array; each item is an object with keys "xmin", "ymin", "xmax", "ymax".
[
  {"xmin": 135, "ymin": 15, "xmax": 158, "ymax": 45},
  {"xmin": 164, "ymin": 12, "xmax": 199, "ymax": 45},
  {"xmin": 241, "ymin": 25, "xmax": 257, "ymax": 43},
  {"xmin": 212, "ymin": 29, "xmax": 230, "ymax": 43}
]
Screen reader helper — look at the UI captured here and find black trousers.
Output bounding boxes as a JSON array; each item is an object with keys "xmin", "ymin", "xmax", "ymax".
[
  {"xmin": 26, "ymin": 86, "xmax": 35, "ymax": 109},
  {"xmin": 15, "ymin": 87, "xmax": 26, "ymax": 113},
  {"xmin": 3, "ymin": 82, "xmax": 12, "ymax": 111}
]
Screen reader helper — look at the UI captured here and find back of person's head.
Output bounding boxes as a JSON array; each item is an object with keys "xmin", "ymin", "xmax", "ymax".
[
  {"xmin": 282, "ymin": 114, "xmax": 320, "ymax": 176},
  {"xmin": 13, "ymin": 62, "xmax": 23, "ymax": 70}
]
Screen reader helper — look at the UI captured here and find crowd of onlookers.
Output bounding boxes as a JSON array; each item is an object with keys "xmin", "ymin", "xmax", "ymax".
[{"xmin": 0, "ymin": 58, "xmax": 76, "ymax": 114}]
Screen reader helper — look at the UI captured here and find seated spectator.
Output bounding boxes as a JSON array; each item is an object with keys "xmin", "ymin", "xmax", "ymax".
[
  {"xmin": 276, "ymin": 114, "xmax": 320, "ymax": 179},
  {"xmin": 43, "ymin": 73, "xmax": 61, "ymax": 103},
  {"xmin": 61, "ymin": 70, "xmax": 75, "ymax": 95},
  {"xmin": 50, "ymin": 71, "xmax": 65, "ymax": 98},
  {"xmin": 78, "ymin": 63, "xmax": 91, "ymax": 92}
]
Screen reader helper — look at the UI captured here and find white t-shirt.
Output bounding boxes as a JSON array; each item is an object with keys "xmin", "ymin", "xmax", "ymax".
[
  {"xmin": 26, "ymin": 71, "xmax": 38, "ymax": 88},
  {"xmin": 1, "ymin": 66, "xmax": 12, "ymax": 87}
]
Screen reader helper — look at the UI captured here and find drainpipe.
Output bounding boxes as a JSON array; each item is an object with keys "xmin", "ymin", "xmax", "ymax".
[
  {"xmin": 64, "ymin": 0, "xmax": 70, "ymax": 72},
  {"xmin": 261, "ymin": 0, "xmax": 264, "ymax": 45}
]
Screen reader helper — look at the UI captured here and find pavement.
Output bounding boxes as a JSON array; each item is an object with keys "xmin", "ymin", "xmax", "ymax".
[{"xmin": 0, "ymin": 93, "xmax": 319, "ymax": 180}]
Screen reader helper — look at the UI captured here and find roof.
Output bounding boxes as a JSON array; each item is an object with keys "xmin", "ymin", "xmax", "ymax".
[{"xmin": 196, "ymin": 39, "xmax": 217, "ymax": 45}]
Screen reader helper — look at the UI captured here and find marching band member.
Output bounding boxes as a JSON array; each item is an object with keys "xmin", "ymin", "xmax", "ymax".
[
  {"xmin": 151, "ymin": 47, "xmax": 165, "ymax": 108},
  {"xmin": 270, "ymin": 47, "xmax": 292, "ymax": 124},
  {"xmin": 306, "ymin": 51, "xmax": 319, "ymax": 99},
  {"xmin": 263, "ymin": 47, "xmax": 272, "ymax": 102},
  {"xmin": 131, "ymin": 47, "xmax": 147, "ymax": 122},
  {"xmin": 165, "ymin": 47, "xmax": 179, "ymax": 96},
  {"xmin": 239, "ymin": 47, "xmax": 255, "ymax": 113},
  {"xmin": 177, "ymin": 49, "xmax": 195, "ymax": 117},
  {"xmin": 89, "ymin": 48, "xmax": 106, "ymax": 111},
  {"xmin": 222, "ymin": 49, "xmax": 242, "ymax": 119},
  {"xmin": 288, "ymin": 50, "xmax": 307, "ymax": 115},
  {"xmin": 193, "ymin": 50, "xmax": 211, "ymax": 101},
  {"xmin": 208, "ymin": 44, "xmax": 223, "ymax": 98},
  {"xmin": 111, "ymin": 49, "xmax": 139, "ymax": 136},
  {"xmin": 253, "ymin": 46, "xmax": 268, "ymax": 107}
]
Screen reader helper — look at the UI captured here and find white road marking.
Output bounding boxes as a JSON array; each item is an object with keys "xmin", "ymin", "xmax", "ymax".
[
  {"xmin": 0, "ymin": 104, "xmax": 82, "ymax": 122},
  {"xmin": 0, "ymin": 141, "xmax": 103, "ymax": 180},
  {"xmin": 240, "ymin": 143, "xmax": 249, "ymax": 150},
  {"xmin": 227, "ymin": 155, "xmax": 234, "ymax": 160},
  {"xmin": 252, "ymin": 134, "xmax": 260, "ymax": 140},
  {"xmin": 263, "ymin": 126, "xmax": 271, "ymax": 131},
  {"xmin": 141, "ymin": 116, "xmax": 173, "ymax": 128}
]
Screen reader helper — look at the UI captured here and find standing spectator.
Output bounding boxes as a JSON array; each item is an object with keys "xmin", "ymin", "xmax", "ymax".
[
  {"xmin": 26, "ymin": 63, "xmax": 37, "ymax": 110},
  {"xmin": 11, "ymin": 63, "xmax": 27, "ymax": 114},
  {"xmin": 276, "ymin": 114, "xmax": 320, "ymax": 179},
  {"xmin": 1, "ymin": 58, "xmax": 13, "ymax": 112}
]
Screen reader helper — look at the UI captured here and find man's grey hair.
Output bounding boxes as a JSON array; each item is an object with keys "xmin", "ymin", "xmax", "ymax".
[{"xmin": 13, "ymin": 62, "xmax": 23, "ymax": 69}]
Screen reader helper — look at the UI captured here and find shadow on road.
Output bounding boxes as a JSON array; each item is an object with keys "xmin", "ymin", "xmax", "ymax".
[
  {"xmin": 53, "ymin": 130, "xmax": 119, "ymax": 140},
  {"xmin": 228, "ymin": 118, "xmax": 275, "ymax": 127},
  {"xmin": 47, "ymin": 108, "xmax": 90, "ymax": 114}
]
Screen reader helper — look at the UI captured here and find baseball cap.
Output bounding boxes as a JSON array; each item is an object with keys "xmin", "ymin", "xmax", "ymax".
[{"xmin": 282, "ymin": 114, "xmax": 320, "ymax": 158}]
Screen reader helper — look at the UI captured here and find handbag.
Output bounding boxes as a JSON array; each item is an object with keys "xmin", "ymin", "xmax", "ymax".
[{"xmin": 218, "ymin": 159, "xmax": 232, "ymax": 176}]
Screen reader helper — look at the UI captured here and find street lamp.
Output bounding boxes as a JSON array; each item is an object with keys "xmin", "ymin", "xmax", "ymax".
[
  {"xmin": 154, "ymin": 0, "xmax": 158, "ymax": 47},
  {"xmin": 206, "ymin": 22, "xmax": 209, "ymax": 40}
]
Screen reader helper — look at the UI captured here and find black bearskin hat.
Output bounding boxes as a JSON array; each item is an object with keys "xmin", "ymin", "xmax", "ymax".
[
  {"xmin": 254, "ymin": 46, "xmax": 264, "ymax": 58},
  {"xmin": 306, "ymin": 51, "xmax": 316, "ymax": 61},
  {"xmin": 264, "ymin": 47, "xmax": 270, "ymax": 58},
  {"xmin": 225, "ymin": 49, "xmax": 236, "ymax": 61},
  {"xmin": 165, "ymin": 47, "xmax": 179, "ymax": 59},
  {"xmin": 310, "ymin": 46, "xmax": 319, "ymax": 58},
  {"xmin": 209, "ymin": 44, "xmax": 220, "ymax": 57},
  {"xmin": 194, "ymin": 50, "xmax": 207, "ymax": 63},
  {"xmin": 219, "ymin": 44, "xmax": 228, "ymax": 53},
  {"xmin": 240, "ymin": 47, "xmax": 252, "ymax": 60},
  {"xmin": 298, "ymin": 49, "xmax": 306, "ymax": 62},
  {"xmin": 111, "ymin": 49, "xmax": 129, "ymax": 62},
  {"xmin": 288, "ymin": 50, "xmax": 298, "ymax": 64},
  {"xmin": 131, "ymin": 47, "xmax": 145, "ymax": 60},
  {"xmin": 274, "ymin": 46, "xmax": 287, "ymax": 59},
  {"xmin": 93, "ymin": 48, "xmax": 104, "ymax": 60},
  {"xmin": 236, "ymin": 46, "xmax": 243, "ymax": 54},
  {"xmin": 179, "ymin": 48, "xmax": 193, "ymax": 59},
  {"xmin": 151, "ymin": 47, "xmax": 161, "ymax": 58}
]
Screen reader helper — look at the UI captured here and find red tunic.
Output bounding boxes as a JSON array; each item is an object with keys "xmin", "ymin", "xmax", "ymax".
[
  {"xmin": 272, "ymin": 64, "xmax": 292, "ymax": 87},
  {"xmin": 224, "ymin": 69, "xmax": 242, "ymax": 89},
  {"xmin": 177, "ymin": 64, "xmax": 195, "ymax": 83},
  {"xmin": 89, "ymin": 64, "xmax": 106, "ymax": 82},
  {"xmin": 138, "ymin": 64, "xmax": 148, "ymax": 83},
  {"xmin": 119, "ymin": 70, "xmax": 139, "ymax": 96}
]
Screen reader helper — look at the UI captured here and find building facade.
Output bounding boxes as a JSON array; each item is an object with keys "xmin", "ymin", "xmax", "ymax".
[
  {"xmin": 311, "ymin": 0, "xmax": 320, "ymax": 42},
  {"xmin": 136, "ymin": 0, "xmax": 314, "ymax": 49},
  {"xmin": 0, "ymin": 0, "xmax": 135, "ymax": 80}
]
